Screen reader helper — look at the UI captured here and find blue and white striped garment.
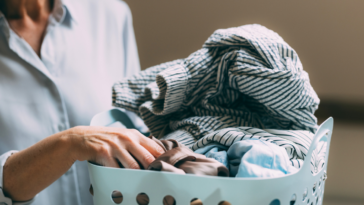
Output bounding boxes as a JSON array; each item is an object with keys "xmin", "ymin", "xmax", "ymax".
[{"xmin": 113, "ymin": 24, "xmax": 323, "ymax": 171}]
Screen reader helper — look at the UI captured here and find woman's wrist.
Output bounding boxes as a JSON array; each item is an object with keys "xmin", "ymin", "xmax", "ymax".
[
  {"xmin": 54, "ymin": 128, "xmax": 80, "ymax": 164},
  {"xmin": 2, "ymin": 130, "xmax": 79, "ymax": 201}
]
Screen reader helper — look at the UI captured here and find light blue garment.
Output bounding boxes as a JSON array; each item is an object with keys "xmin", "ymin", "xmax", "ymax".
[
  {"xmin": 227, "ymin": 139, "xmax": 298, "ymax": 178},
  {"xmin": 0, "ymin": 0, "xmax": 140, "ymax": 204},
  {"xmin": 194, "ymin": 143, "xmax": 229, "ymax": 167}
]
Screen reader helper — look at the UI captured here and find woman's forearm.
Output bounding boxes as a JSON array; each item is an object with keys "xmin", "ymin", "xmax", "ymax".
[
  {"xmin": 2, "ymin": 126, "xmax": 164, "ymax": 202},
  {"xmin": 2, "ymin": 131, "xmax": 75, "ymax": 201}
]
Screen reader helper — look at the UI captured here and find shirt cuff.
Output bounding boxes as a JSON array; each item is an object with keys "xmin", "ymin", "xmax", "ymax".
[{"xmin": 0, "ymin": 150, "xmax": 36, "ymax": 205}]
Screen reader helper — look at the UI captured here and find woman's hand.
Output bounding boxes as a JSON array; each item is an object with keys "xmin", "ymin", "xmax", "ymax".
[
  {"xmin": 3, "ymin": 126, "xmax": 164, "ymax": 201},
  {"xmin": 67, "ymin": 126, "xmax": 165, "ymax": 169}
]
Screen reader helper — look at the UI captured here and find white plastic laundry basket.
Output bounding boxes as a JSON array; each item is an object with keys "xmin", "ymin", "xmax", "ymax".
[{"xmin": 88, "ymin": 109, "xmax": 333, "ymax": 205}]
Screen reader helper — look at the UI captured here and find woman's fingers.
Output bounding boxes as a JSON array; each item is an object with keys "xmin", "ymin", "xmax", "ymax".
[
  {"xmin": 140, "ymin": 138, "xmax": 165, "ymax": 158},
  {"xmin": 102, "ymin": 156, "xmax": 120, "ymax": 168},
  {"xmin": 128, "ymin": 143, "xmax": 156, "ymax": 169},
  {"xmin": 113, "ymin": 148, "xmax": 141, "ymax": 169},
  {"xmin": 132, "ymin": 131, "xmax": 165, "ymax": 157}
]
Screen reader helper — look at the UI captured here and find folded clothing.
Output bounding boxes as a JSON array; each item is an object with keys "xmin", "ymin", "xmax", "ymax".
[
  {"xmin": 112, "ymin": 24, "xmax": 321, "ymax": 172},
  {"xmin": 113, "ymin": 24, "xmax": 320, "ymax": 145},
  {"xmin": 195, "ymin": 139, "xmax": 298, "ymax": 178},
  {"xmin": 228, "ymin": 139, "xmax": 298, "ymax": 178},
  {"xmin": 148, "ymin": 136, "xmax": 229, "ymax": 177},
  {"xmin": 131, "ymin": 137, "xmax": 229, "ymax": 205}
]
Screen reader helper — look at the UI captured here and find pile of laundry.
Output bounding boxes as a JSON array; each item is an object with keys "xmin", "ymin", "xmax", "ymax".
[{"xmin": 112, "ymin": 24, "xmax": 326, "ymax": 178}]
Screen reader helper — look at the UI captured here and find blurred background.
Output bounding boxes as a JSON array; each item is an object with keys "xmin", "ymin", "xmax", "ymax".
[{"xmin": 123, "ymin": 0, "xmax": 364, "ymax": 204}]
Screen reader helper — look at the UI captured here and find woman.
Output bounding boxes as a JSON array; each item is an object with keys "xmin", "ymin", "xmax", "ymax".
[{"xmin": 0, "ymin": 0, "xmax": 163, "ymax": 204}]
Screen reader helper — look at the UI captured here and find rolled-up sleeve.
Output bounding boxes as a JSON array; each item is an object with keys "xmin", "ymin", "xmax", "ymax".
[{"xmin": 0, "ymin": 151, "xmax": 35, "ymax": 205}]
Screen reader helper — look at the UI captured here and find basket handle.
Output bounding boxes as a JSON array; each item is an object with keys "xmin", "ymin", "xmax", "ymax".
[{"xmin": 301, "ymin": 117, "xmax": 334, "ymax": 174}]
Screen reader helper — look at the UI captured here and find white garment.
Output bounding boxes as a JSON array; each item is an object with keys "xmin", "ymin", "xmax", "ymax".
[{"xmin": 0, "ymin": 0, "xmax": 140, "ymax": 204}]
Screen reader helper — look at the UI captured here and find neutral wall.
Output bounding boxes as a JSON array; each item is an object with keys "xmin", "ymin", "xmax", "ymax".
[
  {"xmin": 323, "ymin": 123, "xmax": 364, "ymax": 202},
  {"xmin": 124, "ymin": 0, "xmax": 364, "ymax": 103}
]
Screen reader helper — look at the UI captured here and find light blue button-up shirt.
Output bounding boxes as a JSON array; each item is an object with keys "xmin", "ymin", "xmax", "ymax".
[{"xmin": 0, "ymin": 0, "xmax": 140, "ymax": 204}]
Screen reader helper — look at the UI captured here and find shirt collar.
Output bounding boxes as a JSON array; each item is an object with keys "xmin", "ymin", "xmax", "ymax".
[
  {"xmin": 48, "ymin": 0, "xmax": 78, "ymax": 26},
  {"xmin": 59, "ymin": 0, "xmax": 79, "ymax": 24},
  {"xmin": 0, "ymin": 0, "xmax": 78, "ymax": 26},
  {"xmin": 0, "ymin": 0, "xmax": 79, "ymax": 42},
  {"xmin": 0, "ymin": 12, "xmax": 10, "ymax": 40}
]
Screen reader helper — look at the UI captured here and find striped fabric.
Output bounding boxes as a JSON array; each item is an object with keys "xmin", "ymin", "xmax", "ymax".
[{"xmin": 113, "ymin": 24, "xmax": 323, "ymax": 172}]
